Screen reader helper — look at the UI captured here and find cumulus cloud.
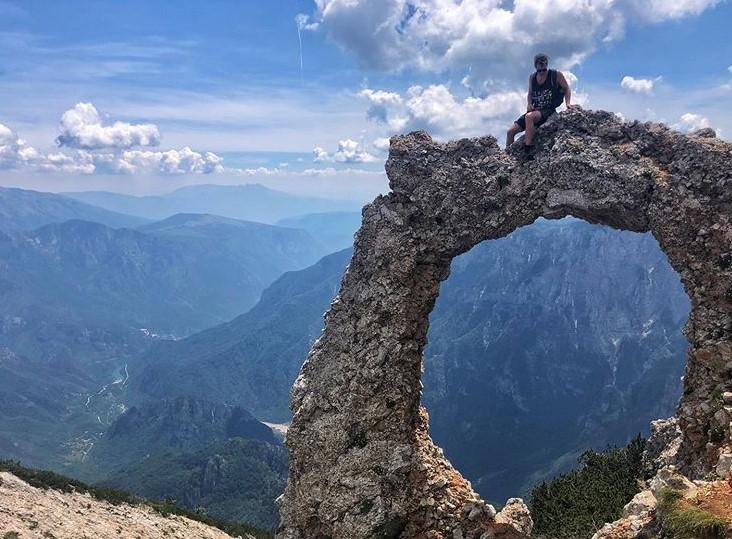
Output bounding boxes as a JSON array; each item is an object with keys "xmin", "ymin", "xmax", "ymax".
[
  {"xmin": 359, "ymin": 84, "xmax": 525, "ymax": 140},
  {"xmin": 0, "ymin": 123, "xmax": 29, "ymax": 169},
  {"xmin": 372, "ymin": 137, "xmax": 391, "ymax": 152},
  {"xmin": 91, "ymin": 147, "xmax": 224, "ymax": 175},
  {"xmin": 313, "ymin": 139, "xmax": 378, "ymax": 163},
  {"xmin": 56, "ymin": 102, "xmax": 160, "ymax": 150},
  {"xmin": 359, "ymin": 89, "xmax": 403, "ymax": 122},
  {"xmin": 1, "ymin": 104, "xmax": 224, "ymax": 175},
  {"xmin": 678, "ymin": 112, "xmax": 711, "ymax": 132},
  {"xmin": 301, "ymin": 0, "xmax": 719, "ymax": 88},
  {"xmin": 621, "ymin": 76, "xmax": 659, "ymax": 94}
]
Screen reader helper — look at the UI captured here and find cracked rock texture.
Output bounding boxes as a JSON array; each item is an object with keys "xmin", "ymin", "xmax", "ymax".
[{"xmin": 277, "ymin": 108, "xmax": 732, "ymax": 539}]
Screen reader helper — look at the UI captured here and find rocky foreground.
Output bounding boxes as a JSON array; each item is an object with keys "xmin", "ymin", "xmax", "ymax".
[{"xmin": 0, "ymin": 471, "xmax": 245, "ymax": 539}]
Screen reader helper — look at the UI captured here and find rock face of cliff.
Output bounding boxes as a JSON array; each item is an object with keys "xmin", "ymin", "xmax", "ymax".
[{"xmin": 277, "ymin": 108, "xmax": 732, "ymax": 539}]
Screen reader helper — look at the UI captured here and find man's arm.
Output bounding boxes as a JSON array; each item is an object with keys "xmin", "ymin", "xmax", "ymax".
[
  {"xmin": 527, "ymin": 75, "xmax": 534, "ymax": 112},
  {"xmin": 557, "ymin": 71, "xmax": 573, "ymax": 107}
]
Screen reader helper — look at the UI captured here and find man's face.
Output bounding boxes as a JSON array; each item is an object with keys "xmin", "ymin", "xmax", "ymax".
[{"xmin": 535, "ymin": 60, "xmax": 548, "ymax": 72}]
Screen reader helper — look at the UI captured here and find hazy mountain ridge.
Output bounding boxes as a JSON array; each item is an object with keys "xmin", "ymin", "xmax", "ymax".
[
  {"xmin": 276, "ymin": 211, "xmax": 362, "ymax": 252},
  {"xmin": 132, "ymin": 248, "xmax": 351, "ymax": 421},
  {"xmin": 0, "ymin": 186, "xmax": 148, "ymax": 232},
  {"xmin": 67, "ymin": 184, "xmax": 363, "ymax": 224}
]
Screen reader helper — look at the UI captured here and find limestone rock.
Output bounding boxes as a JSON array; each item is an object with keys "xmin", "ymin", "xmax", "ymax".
[
  {"xmin": 494, "ymin": 499, "xmax": 532, "ymax": 536},
  {"xmin": 0, "ymin": 471, "xmax": 239, "ymax": 539},
  {"xmin": 278, "ymin": 108, "xmax": 732, "ymax": 538},
  {"xmin": 716, "ymin": 452, "xmax": 732, "ymax": 478},
  {"xmin": 643, "ymin": 417, "xmax": 682, "ymax": 475},
  {"xmin": 649, "ymin": 466, "xmax": 697, "ymax": 497}
]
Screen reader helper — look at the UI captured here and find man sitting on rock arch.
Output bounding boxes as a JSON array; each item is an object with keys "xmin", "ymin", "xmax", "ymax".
[{"xmin": 506, "ymin": 53, "xmax": 574, "ymax": 150}]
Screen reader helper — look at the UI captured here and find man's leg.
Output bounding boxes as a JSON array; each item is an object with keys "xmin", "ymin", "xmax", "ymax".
[
  {"xmin": 506, "ymin": 122, "xmax": 522, "ymax": 147},
  {"xmin": 523, "ymin": 111, "xmax": 543, "ymax": 146}
]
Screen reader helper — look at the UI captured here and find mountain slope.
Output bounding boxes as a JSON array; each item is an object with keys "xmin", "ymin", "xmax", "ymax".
[
  {"xmin": 99, "ymin": 438, "xmax": 288, "ymax": 530},
  {"xmin": 0, "ymin": 216, "xmax": 322, "ymax": 469},
  {"xmin": 1, "ymin": 216, "xmax": 323, "ymax": 335},
  {"xmin": 276, "ymin": 211, "xmax": 362, "ymax": 252},
  {"xmin": 0, "ymin": 185, "xmax": 147, "ymax": 232},
  {"xmin": 85, "ymin": 397, "xmax": 276, "ymax": 474},
  {"xmin": 79, "ymin": 397, "xmax": 286, "ymax": 529},
  {"xmin": 133, "ymin": 218, "xmax": 688, "ymax": 504},
  {"xmin": 0, "ymin": 461, "xmax": 272, "ymax": 539},
  {"xmin": 67, "ymin": 184, "xmax": 363, "ymax": 224},
  {"xmin": 132, "ymin": 248, "xmax": 350, "ymax": 421}
]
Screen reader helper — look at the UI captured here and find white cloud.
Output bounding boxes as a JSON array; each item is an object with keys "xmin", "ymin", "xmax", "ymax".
[
  {"xmin": 728, "ymin": 65, "xmax": 732, "ymax": 74},
  {"xmin": 313, "ymin": 138, "xmax": 378, "ymax": 163},
  {"xmin": 678, "ymin": 112, "xmax": 711, "ymax": 132},
  {"xmin": 621, "ymin": 76, "xmax": 659, "ymax": 94},
  {"xmin": 359, "ymin": 89, "xmax": 403, "ymax": 122},
  {"xmin": 303, "ymin": 0, "xmax": 719, "ymax": 88},
  {"xmin": 359, "ymin": 84, "xmax": 525, "ymax": 140},
  {"xmin": 56, "ymin": 102, "xmax": 160, "ymax": 150},
  {"xmin": 0, "ymin": 123, "xmax": 28, "ymax": 169},
  {"xmin": 93, "ymin": 147, "xmax": 224, "ymax": 175},
  {"xmin": 0, "ymin": 106, "xmax": 224, "ymax": 175},
  {"xmin": 372, "ymin": 137, "xmax": 391, "ymax": 152}
]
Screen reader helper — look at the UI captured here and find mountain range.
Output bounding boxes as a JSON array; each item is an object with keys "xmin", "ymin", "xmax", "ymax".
[
  {"xmin": 0, "ymin": 192, "xmax": 328, "ymax": 472},
  {"xmin": 66, "ymin": 183, "xmax": 363, "ymax": 224},
  {"xmin": 0, "ymin": 185, "xmax": 149, "ymax": 231}
]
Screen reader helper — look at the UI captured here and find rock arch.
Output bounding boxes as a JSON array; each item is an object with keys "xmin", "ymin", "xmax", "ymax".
[{"xmin": 277, "ymin": 109, "xmax": 732, "ymax": 539}]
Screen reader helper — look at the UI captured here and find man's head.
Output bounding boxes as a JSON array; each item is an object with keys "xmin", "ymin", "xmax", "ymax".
[{"xmin": 534, "ymin": 53, "xmax": 549, "ymax": 72}]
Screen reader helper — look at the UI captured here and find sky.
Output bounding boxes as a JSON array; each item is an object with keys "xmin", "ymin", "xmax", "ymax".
[{"xmin": 0, "ymin": 0, "xmax": 730, "ymax": 201}]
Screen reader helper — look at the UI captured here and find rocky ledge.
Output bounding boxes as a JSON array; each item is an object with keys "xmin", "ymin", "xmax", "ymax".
[
  {"xmin": 0, "ymin": 471, "xmax": 245, "ymax": 539},
  {"xmin": 277, "ymin": 108, "xmax": 732, "ymax": 539}
]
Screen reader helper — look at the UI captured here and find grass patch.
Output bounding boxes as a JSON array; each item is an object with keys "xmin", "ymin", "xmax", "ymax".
[
  {"xmin": 0, "ymin": 460, "xmax": 273, "ymax": 539},
  {"xmin": 529, "ymin": 434, "xmax": 646, "ymax": 539},
  {"xmin": 658, "ymin": 488, "xmax": 729, "ymax": 539}
]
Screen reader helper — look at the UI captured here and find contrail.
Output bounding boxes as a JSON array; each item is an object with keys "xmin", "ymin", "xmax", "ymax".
[{"xmin": 295, "ymin": 15, "xmax": 305, "ymax": 83}]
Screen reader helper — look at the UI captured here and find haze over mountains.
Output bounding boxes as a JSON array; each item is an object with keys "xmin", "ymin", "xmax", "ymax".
[
  {"xmin": 132, "ymin": 218, "xmax": 688, "ymax": 503},
  {"xmin": 0, "ymin": 186, "xmax": 149, "ymax": 232},
  {"xmin": 66, "ymin": 184, "xmax": 364, "ymax": 224},
  {"xmin": 0, "ymin": 184, "xmax": 690, "ymax": 528}
]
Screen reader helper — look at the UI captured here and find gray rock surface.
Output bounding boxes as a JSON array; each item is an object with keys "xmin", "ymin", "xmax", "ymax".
[{"xmin": 278, "ymin": 108, "xmax": 732, "ymax": 539}]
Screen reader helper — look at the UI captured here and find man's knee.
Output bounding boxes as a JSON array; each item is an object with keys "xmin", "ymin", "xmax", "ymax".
[
  {"xmin": 508, "ymin": 123, "xmax": 521, "ymax": 134},
  {"xmin": 526, "ymin": 111, "xmax": 541, "ymax": 124}
]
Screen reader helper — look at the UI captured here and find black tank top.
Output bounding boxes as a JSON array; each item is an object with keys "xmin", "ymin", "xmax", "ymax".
[{"xmin": 531, "ymin": 70, "xmax": 557, "ymax": 110}]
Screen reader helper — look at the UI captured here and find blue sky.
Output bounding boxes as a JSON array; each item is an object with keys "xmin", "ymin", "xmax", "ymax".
[{"xmin": 0, "ymin": 0, "xmax": 730, "ymax": 200}]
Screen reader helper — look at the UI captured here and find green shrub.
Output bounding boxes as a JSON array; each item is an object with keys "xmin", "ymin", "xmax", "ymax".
[
  {"xmin": 657, "ymin": 487, "xmax": 728, "ymax": 539},
  {"xmin": 529, "ymin": 434, "xmax": 645, "ymax": 539},
  {"xmin": 0, "ymin": 460, "xmax": 273, "ymax": 539}
]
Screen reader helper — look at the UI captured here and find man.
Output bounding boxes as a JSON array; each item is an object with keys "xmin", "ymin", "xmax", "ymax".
[{"xmin": 506, "ymin": 53, "xmax": 573, "ymax": 150}]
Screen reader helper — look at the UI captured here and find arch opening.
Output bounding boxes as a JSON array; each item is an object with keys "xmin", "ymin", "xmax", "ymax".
[{"xmin": 422, "ymin": 216, "xmax": 690, "ymax": 505}]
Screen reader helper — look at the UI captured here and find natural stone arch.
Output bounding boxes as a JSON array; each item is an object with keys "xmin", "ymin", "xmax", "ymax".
[{"xmin": 277, "ymin": 109, "xmax": 732, "ymax": 539}]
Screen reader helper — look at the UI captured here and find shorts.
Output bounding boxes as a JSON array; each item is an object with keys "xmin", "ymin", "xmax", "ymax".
[{"xmin": 514, "ymin": 108, "xmax": 555, "ymax": 130}]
